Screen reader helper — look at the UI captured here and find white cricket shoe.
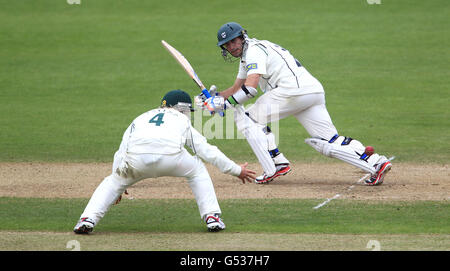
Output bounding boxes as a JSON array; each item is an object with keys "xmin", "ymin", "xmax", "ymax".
[
  {"xmin": 365, "ymin": 161, "xmax": 392, "ymax": 186},
  {"xmin": 73, "ymin": 217, "xmax": 95, "ymax": 234},
  {"xmin": 254, "ymin": 164, "xmax": 291, "ymax": 184},
  {"xmin": 204, "ymin": 213, "xmax": 225, "ymax": 232}
]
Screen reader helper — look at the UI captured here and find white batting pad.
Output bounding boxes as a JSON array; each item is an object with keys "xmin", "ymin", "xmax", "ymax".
[
  {"xmin": 305, "ymin": 137, "xmax": 387, "ymax": 175},
  {"xmin": 235, "ymin": 106, "xmax": 276, "ymax": 176},
  {"xmin": 273, "ymin": 152, "xmax": 289, "ymax": 165}
]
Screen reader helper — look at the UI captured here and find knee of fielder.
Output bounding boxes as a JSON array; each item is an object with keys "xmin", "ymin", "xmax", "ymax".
[
  {"xmin": 98, "ymin": 175, "xmax": 131, "ymax": 207},
  {"xmin": 81, "ymin": 174, "xmax": 131, "ymax": 224}
]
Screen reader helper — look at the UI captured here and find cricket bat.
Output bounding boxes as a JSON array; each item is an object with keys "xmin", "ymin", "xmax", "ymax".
[{"xmin": 161, "ymin": 40, "xmax": 211, "ymax": 99}]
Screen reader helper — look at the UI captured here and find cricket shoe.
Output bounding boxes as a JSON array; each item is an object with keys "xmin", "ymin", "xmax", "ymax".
[
  {"xmin": 254, "ymin": 164, "xmax": 291, "ymax": 184},
  {"xmin": 365, "ymin": 161, "xmax": 392, "ymax": 186},
  {"xmin": 204, "ymin": 213, "xmax": 226, "ymax": 232},
  {"xmin": 73, "ymin": 217, "xmax": 95, "ymax": 234}
]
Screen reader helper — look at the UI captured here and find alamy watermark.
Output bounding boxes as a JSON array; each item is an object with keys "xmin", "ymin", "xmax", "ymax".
[
  {"xmin": 65, "ymin": 239, "xmax": 380, "ymax": 251},
  {"xmin": 192, "ymin": 104, "xmax": 280, "ymax": 145},
  {"xmin": 367, "ymin": 0, "xmax": 381, "ymax": 4},
  {"xmin": 66, "ymin": 240, "xmax": 81, "ymax": 251},
  {"xmin": 366, "ymin": 240, "xmax": 381, "ymax": 251}
]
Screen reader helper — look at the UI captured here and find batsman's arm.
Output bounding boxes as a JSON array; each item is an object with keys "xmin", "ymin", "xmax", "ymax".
[
  {"xmin": 215, "ymin": 75, "xmax": 259, "ymax": 109},
  {"xmin": 244, "ymin": 74, "xmax": 260, "ymax": 89},
  {"xmin": 219, "ymin": 74, "xmax": 259, "ymax": 99},
  {"xmin": 199, "ymin": 75, "xmax": 258, "ymax": 114},
  {"xmin": 219, "ymin": 78, "xmax": 246, "ymax": 99}
]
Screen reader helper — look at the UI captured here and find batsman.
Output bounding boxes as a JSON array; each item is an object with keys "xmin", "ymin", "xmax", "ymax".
[{"xmin": 199, "ymin": 22, "xmax": 392, "ymax": 185}]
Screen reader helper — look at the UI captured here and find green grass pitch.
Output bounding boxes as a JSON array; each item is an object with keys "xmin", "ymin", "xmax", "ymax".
[
  {"xmin": 1, "ymin": 197, "xmax": 448, "ymax": 234},
  {"xmin": 0, "ymin": 0, "xmax": 449, "ymax": 251},
  {"xmin": 1, "ymin": 0, "xmax": 448, "ymax": 163},
  {"xmin": 1, "ymin": 197, "xmax": 449, "ymax": 250}
]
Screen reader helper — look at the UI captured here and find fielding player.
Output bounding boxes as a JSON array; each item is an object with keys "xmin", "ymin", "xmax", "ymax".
[
  {"xmin": 200, "ymin": 22, "xmax": 391, "ymax": 185},
  {"xmin": 73, "ymin": 89, "xmax": 255, "ymax": 234}
]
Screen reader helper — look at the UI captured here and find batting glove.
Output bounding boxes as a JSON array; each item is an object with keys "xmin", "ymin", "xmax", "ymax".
[
  {"xmin": 194, "ymin": 85, "xmax": 218, "ymax": 109},
  {"xmin": 204, "ymin": 96, "xmax": 226, "ymax": 114},
  {"xmin": 209, "ymin": 85, "xmax": 218, "ymax": 96}
]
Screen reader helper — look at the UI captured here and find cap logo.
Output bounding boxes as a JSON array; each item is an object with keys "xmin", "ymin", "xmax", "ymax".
[
  {"xmin": 161, "ymin": 100, "xmax": 166, "ymax": 107},
  {"xmin": 221, "ymin": 32, "xmax": 226, "ymax": 39}
]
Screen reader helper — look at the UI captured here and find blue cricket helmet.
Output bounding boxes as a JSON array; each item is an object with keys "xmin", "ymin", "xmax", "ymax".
[{"xmin": 217, "ymin": 22, "xmax": 246, "ymax": 47}]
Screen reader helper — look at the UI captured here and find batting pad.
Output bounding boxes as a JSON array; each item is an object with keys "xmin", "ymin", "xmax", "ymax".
[
  {"xmin": 235, "ymin": 106, "xmax": 276, "ymax": 176},
  {"xmin": 244, "ymin": 126, "xmax": 276, "ymax": 176},
  {"xmin": 305, "ymin": 137, "xmax": 386, "ymax": 175}
]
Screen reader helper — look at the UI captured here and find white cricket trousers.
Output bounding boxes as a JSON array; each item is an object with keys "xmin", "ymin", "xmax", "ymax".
[
  {"xmin": 247, "ymin": 91, "xmax": 338, "ymax": 141},
  {"xmin": 246, "ymin": 90, "xmax": 387, "ymax": 175},
  {"xmin": 80, "ymin": 149, "xmax": 221, "ymax": 225}
]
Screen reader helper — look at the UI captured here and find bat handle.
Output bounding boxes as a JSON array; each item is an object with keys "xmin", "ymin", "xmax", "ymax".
[
  {"xmin": 201, "ymin": 88, "xmax": 211, "ymax": 98},
  {"xmin": 202, "ymin": 88, "xmax": 224, "ymax": 117}
]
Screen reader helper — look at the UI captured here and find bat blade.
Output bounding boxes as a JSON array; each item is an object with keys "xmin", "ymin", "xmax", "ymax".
[
  {"xmin": 161, "ymin": 40, "xmax": 224, "ymax": 116},
  {"xmin": 161, "ymin": 40, "xmax": 208, "ymax": 95}
]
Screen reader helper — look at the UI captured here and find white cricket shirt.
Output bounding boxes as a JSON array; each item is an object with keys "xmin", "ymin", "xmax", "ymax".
[
  {"xmin": 118, "ymin": 108, "xmax": 241, "ymax": 176},
  {"xmin": 237, "ymin": 38, "xmax": 324, "ymax": 95}
]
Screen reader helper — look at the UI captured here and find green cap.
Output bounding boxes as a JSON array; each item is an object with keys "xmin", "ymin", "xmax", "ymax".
[{"xmin": 161, "ymin": 89, "xmax": 193, "ymax": 111}]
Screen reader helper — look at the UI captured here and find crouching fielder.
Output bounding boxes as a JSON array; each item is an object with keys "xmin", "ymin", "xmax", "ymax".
[{"xmin": 73, "ymin": 89, "xmax": 255, "ymax": 234}]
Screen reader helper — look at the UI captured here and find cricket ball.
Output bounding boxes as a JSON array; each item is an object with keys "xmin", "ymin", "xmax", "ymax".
[{"xmin": 365, "ymin": 146, "xmax": 375, "ymax": 156}]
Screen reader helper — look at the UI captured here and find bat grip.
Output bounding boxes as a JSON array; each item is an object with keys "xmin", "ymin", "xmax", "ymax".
[{"xmin": 201, "ymin": 88, "xmax": 211, "ymax": 98}]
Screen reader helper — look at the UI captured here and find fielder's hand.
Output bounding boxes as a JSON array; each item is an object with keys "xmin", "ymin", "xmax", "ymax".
[{"xmin": 238, "ymin": 162, "xmax": 256, "ymax": 184}]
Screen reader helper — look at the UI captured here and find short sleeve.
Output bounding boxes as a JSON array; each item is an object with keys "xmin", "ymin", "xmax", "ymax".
[{"xmin": 244, "ymin": 45, "xmax": 267, "ymax": 76}]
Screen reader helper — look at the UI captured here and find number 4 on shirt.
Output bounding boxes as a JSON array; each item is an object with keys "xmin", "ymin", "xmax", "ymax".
[{"xmin": 149, "ymin": 113, "xmax": 165, "ymax": 126}]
